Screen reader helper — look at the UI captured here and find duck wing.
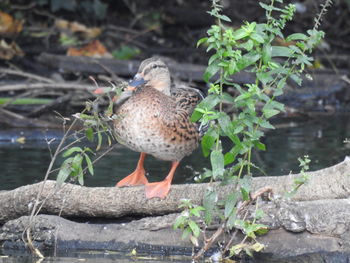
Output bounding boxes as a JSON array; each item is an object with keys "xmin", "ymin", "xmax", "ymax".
[{"xmin": 171, "ymin": 84, "xmax": 205, "ymax": 115}]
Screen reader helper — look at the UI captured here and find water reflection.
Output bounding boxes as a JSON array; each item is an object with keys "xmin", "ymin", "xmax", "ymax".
[
  {"xmin": 0, "ymin": 248, "xmax": 192, "ymax": 263},
  {"xmin": 256, "ymin": 115, "xmax": 350, "ymax": 176},
  {"xmin": 0, "ymin": 115, "xmax": 350, "ymax": 191}
]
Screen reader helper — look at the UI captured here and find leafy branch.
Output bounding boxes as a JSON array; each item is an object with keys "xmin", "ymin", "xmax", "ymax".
[{"xmin": 175, "ymin": 0, "xmax": 331, "ymax": 260}]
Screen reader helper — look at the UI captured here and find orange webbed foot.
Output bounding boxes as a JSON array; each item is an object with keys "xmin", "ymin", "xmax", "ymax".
[
  {"xmin": 116, "ymin": 167, "xmax": 148, "ymax": 187},
  {"xmin": 145, "ymin": 180, "xmax": 171, "ymax": 199},
  {"xmin": 144, "ymin": 161, "xmax": 180, "ymax": 199},
  {"xmin": 116, "ymin": 153, "xmax": 148, "ymax": 187}
]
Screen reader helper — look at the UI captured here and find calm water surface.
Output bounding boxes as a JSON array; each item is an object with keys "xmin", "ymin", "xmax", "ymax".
[
  {"xmin": 1, "ymin": 115, "xmax": 350, "ymax": 262},
  {"xmin": 0, "ymin": 115, "xmax": 350, "ymax": 190}
]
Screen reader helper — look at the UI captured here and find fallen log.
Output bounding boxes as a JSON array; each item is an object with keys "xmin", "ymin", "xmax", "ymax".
[
  {"xmin": 0, "ymin": 157, "xmax": 349, "ymax": 224},
  {"xmin": 1, "ymin": 198, "xmax": 350, "ymax": 258},
  {"xmin": 37, "ymin": 53, "xmax": 255, "ymax": 84}
]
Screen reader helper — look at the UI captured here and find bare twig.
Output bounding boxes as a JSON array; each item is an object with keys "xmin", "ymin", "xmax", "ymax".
[
  {"xmin": 0, "ymin": 82, "xmax": 100, "ymax": 92},
  {"xmin": 341, "ymin": 75, "xmax": 350, "ymax": 85},
  {"xmin": 26, "ymin": 93, "xmax": 72, "ymax": 117},
  {"xmin": 0, "ymin": 68, "xmax": 54, "ymax": 83},
  {"xmin": 23, "ymin": 114, "xmax": 80, "ymax": 258},
  {"xmin": 193, "ymin": 223, "xmax": 225, "ymax": 260}
]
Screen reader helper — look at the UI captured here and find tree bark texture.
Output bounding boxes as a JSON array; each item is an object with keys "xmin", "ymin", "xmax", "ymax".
[{"xmin": 0, "ymin": 157, "xmax": 350, "ymax": 224}]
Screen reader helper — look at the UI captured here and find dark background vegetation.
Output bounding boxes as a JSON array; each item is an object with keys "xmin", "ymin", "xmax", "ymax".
[
  {"xmin": 0, "ymin": 0, "xmax": 349, "ymax": 124},
  {"xmin": 1, "ymin": 0, "xmax": 349, "ymax": 64}
]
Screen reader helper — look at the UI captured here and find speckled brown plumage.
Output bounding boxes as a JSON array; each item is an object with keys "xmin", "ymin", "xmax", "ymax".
[
  {"xmin": 112, "ymin": 57, "xmax": 203, "ymax": 199},
  {"xmin": 114, "ymin": 84, "xmax": 199, "ymax": 161}
]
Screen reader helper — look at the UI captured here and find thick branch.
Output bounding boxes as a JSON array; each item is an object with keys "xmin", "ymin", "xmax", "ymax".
[
  {"xmin": 0, "ymin": 157, "xmax": 350, "ymax": 224},
  {"xmin": 37, "ymin": 53, "xmax": 255, "ymax": 83}
]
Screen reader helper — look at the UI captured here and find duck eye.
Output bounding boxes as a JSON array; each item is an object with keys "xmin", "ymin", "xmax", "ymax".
[{"xmin": 152, "ymin": 65, "xmax": 158, "ymax": 69}]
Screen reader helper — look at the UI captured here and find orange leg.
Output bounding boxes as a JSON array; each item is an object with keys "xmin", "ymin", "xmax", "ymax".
[
  {"xmin": 116, "ymin": 153, "xmax": 149, "ymax": 187},
  {"xmin": 145, "ymin": 161, "xmax": 180, "ymax": 199}
]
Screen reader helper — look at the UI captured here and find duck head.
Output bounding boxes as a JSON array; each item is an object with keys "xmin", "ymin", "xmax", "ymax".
[{"xmin": 128, "ymin": 57, "xmax": 171, "ymax": 96}]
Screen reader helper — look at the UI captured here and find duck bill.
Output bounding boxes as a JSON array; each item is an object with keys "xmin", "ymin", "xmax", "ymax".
[{"xmin": 126, "ymin": 74, "xmax": 146, "ymax": 91}]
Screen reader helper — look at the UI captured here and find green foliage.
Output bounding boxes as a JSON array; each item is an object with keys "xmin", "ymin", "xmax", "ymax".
[
  {"xmin": 59, "ymin": 34, "xmax": 79, "ymax": 46},
  {"xmin": 0, "ymin": 98, "xmax": 52, "ymax": 105},
  {"xmin": 179, "ymin": 0, "xmax": 326, "ymax": 259},
  {"xmin": 173, "ymin": 199, "xmax": 205, "ymax": 246},
  {"xmin": 285, "ymin": 155, "xmax": 311, "ymax": 198},
  {"xmin": 112, "ymin": 45, "xmax": 140, "ymax": 60},
  {"xmin": 57, "ymin": 146, "xmax": 94, "ymax": 186},
  {"xmin": 56, "ymin": 83, "xmax": 123, "ymax": 186}
]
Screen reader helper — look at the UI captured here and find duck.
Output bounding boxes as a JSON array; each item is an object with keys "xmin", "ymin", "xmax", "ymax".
[{"xmin": 112, "ymin": 57, "xmax": 204, "ymax": 199}]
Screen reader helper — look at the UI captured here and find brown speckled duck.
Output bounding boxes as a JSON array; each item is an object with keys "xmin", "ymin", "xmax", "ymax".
[{"xmin": 113, "ymin": 57, "xmax": 203, "ymax": 199}]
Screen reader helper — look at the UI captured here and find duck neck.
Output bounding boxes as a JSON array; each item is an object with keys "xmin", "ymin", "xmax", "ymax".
[{"xmin": 147, "ymin": 79, "xmax": 171, "ymax": 96}]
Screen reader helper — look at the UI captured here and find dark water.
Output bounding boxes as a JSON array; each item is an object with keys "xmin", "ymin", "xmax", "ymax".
[
  {"xmin": 0, "ymin": 249, "xmax": 192, "ymax": 263},
  {"xmin": 1, "ymin": 115, "xmax": 350, "ymax": 262},
  {"xmin": 1, "ymin": 115, "xmax": 350, "ymax": 190}
]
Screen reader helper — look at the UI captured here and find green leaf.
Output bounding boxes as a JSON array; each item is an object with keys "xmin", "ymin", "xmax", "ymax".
[
  {"xmin": 240, "ymin": 176, "xmax": 251, "ymax": 201},
  {"xmin": 188, "ymin": 220, "xmax": 201, "ymax": 237},
  {"xmin": 71, "ymin": 154, "xmax": 83, "ymax": 171},
  {"xmin": 208, "ymin": 53, "xmax": 219, "ymax": 66},
  {"xmin": 191, "ymin": 94, "xmax": 220, "ymax": 122},
  {"xmin": 218, "ymin": 14, "xmax": 231, "ymax": 22},
  {"xmin": 201, "ymin": 128, "xmax": 217, "ymax": 157},
  {"xmin": 270, "ymin": 100, "xmax": 285, "ymax": 111},
  {"xmin": 218, "ymin": 112, "xmax": 232, "ymax": 135},
  {"xmin": 221, "ymin": 92, "xmax": 236, "ymax": 104},
  {"xmin": 57, "ymin": 157, "xmax": 74, "ymax": 186},
  {"xmin": 224, "ymin": 192, "xmax": 239, "ymax": 219},
  {"xmin": 275, "ymin": 78, "xmax": 286, "ymax": 95},
  {"xmin": 173, "ymin": 216, "xmax": 186, "ymax": 230},
  {"xmin": 236, "ymin": 52, "xmax": 261, "ymax": 71},
  {"xmin": 259, "ymin": 2, "xmax": 282, "ymax": 12},
  {"xmin": 85, "ymin": 127, "xmax": 94, "ymax": 142},
  {"xmin": 232, "ymin": 28, "xmax": 249, "ymax": 40},
  {"xmin": 290, "ymin": 73, "xmax": 302, "ymax": 86},
  {"xmin": 250, "ymin": 32, "xmax": 265, "ymax": 43},
  {"xmin": 286, "ymin": 33, "xmax": 307, "ymax": 41},
  {"xmin": 259, "ymin": 120, "xmax": 275, "ymax": 129},
  {"xmin": 262, "ymin": 43, "xmax": 272, "ymax": 64},
  {"xmin": 96, "ymin": 131, "xmax": 102, "ymax": 151},
  {"xmin": 257, "ymin": 72, "xmax": 273, "ymax": 85},
  {"xmin": 62, "ymin": 147, "xmax": 82, "ymax": 157},
  {"xmin": 235, "ymin": 92, "xmax": 251, "ymax": 102},
  {"xmin": 77, "ymin": 168, "xmax": 84, "ymax": 185},
  {"xmin": 84, "ymin": 154, "xmax": 94, "ymax": 175},
  {"xmin": 263, "ymin": 108, "xmax": 280, "ymax": 118},
  {"xmin": 224, "ymin": 152, "xmax": 235, "ymax": 165},
  {"xmin": 203, "ymin": 60, "xmax": 220, "ymax": 83},
  {"xmin": 271, "ymin": 46, "xmax": 294, "ymax": 57},
  {"xmin": 203, "ymin": 188, "xmax": 217, "ymax": 225},
  {"xmin": 254, "ymin": 141, "xmax": 266, "ymax": 151},
  {"xmin": 190, "ymin": 206, "xmax": 205, "ymax": 217},
  {"xmin": 197, "ymin": 37, "xmax": 208, "ymax": 47},
  {"xmin": 227, "ymin": 210, "xmax": 237, "ymax": 229},
  {"xmin": 211, "ymin": 150, "xmax": 225, "ymax": 179},
  {"xmin": 237, "ymin": 39, "xmax": 254, "ymax": 51}
]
